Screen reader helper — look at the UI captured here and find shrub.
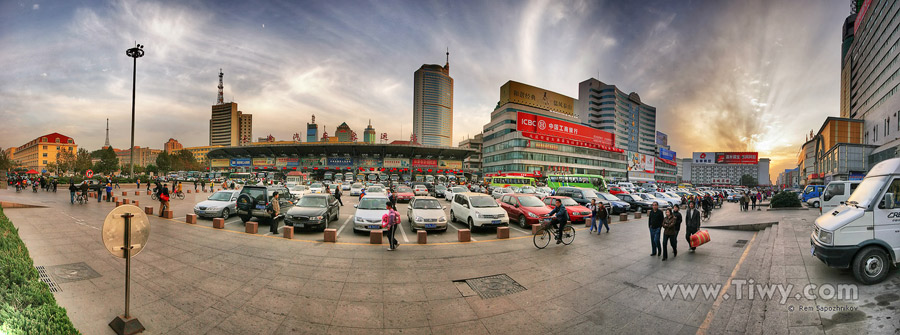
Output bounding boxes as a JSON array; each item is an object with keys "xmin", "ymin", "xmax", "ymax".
[
  {"xmin": 0, "ymin": 205, "xmax": 80, "ymax": 335},
  {"xmin": 770, "ymin": 191, "xmax": 801, "ymax": 208}
]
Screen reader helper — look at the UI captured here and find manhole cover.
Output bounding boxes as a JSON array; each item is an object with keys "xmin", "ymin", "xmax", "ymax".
[
  {"xmin": 35, "ymin": 266, "xmax": 62, "ymax": 292},
  {"xmin": 457, "ymin": 274, "xmax": 526, "ymax": 299},
  {"xmin": 47, "ymin": 262, "xmax": 101, "ymax": 283},
  {"xmin": 733, "ymin": 239, "xmax": 749, "ymax": 247}
]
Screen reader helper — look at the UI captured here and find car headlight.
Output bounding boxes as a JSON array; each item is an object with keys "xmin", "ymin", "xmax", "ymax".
[
  {"xmin": 818, "ymin": 229, "xmax": 833, "ymax": 245},
  {"xmin": 527, "ymin": 212, "xmax": 538, "ymax": 218},
  {"xmin": 475, "ymin": 212, "xmax": 483, "ymax": 218},
  {"xmin": 439, "ymin": 216, "xmax": 446, "ymax": 222},
  {"xmin": 415, "ymin": 216, "xmax": 424, "ymax": 222},
  {"xmin": 354, "ymin": 216, "xmax": 363, "ymax": 223},
  {"xmin": 311, "ymin": 216, "xmax": 323, "ymax": 221}
]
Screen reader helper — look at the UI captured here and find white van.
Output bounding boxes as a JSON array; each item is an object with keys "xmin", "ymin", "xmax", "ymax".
[
  {"xmin": 816, "ymin": 180, "xmax": 861, "ymax": 213},
  {"xmin": 811, "ymin": 159, "xmax": 900, "ymax": 284},
  {"xmin": 450, "ymin": 192, "xmax": 508, "ymax": 231}
]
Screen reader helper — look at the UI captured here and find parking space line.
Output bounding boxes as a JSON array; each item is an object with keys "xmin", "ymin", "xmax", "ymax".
[
  {"xmin": 398, "ymin": 222, "xmax": 410, "ymax": 243},
  {"xmin": 336, "ymin": 216, "xmax": 352, "ymax": 236},
  {"xmin": 508, "ymin": 225, "xmax": 529, "ymax": 235}
]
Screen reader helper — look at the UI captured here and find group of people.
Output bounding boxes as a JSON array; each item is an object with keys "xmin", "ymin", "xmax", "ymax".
[
  {"xmin": 647, "ymin": 201, "xmax": 704, "ymax": 261},
  {"xmin": 739, "ymin": 191, "xmax": 765, "ymax": 211}
]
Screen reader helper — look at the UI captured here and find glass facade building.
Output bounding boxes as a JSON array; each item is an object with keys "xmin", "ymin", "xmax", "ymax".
[
  {"xmin": 577, "ymin": 78, "xmax": 658, "ymax": 157},
  {"xmin": 413, "ymin": 62, "xmax": 453, "ymax": 147}
]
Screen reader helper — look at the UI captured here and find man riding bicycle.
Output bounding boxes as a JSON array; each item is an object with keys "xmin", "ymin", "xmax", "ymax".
[
  {"xmin": 701, "ymin": 195, "xmax": 713, "ymax": 219},
  {"xmin": 547, "ymin": 199, "xmax": 569, "ymax": 244}
]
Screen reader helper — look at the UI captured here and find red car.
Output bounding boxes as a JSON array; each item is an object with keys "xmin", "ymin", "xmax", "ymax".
[
  {"xmin": 541, "ymin": 196, "xmax": 592, "ymax": 223},
  {"xmin": 497, "ymin": 194, "xmax": 552, "ymax": 228},
  {"xmin": 608, "ymin": 186, "xmax": 629, "ymax": 196},
  {"xmin": 394, "ymin": 186, "xmax": 415, "ymax": 202}
]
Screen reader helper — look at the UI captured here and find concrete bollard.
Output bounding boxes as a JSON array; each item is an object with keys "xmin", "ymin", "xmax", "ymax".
[
  {"xmin": 212, "ymin": 218, "xmax": 225, "ymax": 229},
  {"xmin": 531, "ymin": 224, "xmax": 541, "ymax": 235},
  {"xmin": 187, "ymin": 189, "xmax": 191, "ymax": 194},
  {"xmin": 370, "ymin": 230, "xmax": 383, "ymax": 244},
  {"xmin": 497, "ymin": 226, "xmax": 509, "ymax": 239},
  {"xmin": 135, "ymin": 191, "xmax": 140, "ymax": 196},
  {"xmin": 282, "ymin": 226, "xmax": 294, "ymax": 239},
  {"xmin": 584, "ymin": 220, "xmax": 591, "ymax": 228},
  {"xmin": 122, "ymin": 191, "xmax": 127, "ymax": 196},
  {"xmin": 324, "ymin": 228, "xmax": 337, "ymax": 242},
  {"xmin": 417, "ymin": 230, "xmax": 427, "ymax": 244},
  {"xmin": 115, "ymin": 200, "xmax": 122, "ymax": 207},
  {"xmin": 144, "ymin": 206, "xmax": 153, "ymax": 215},
  {"xmin": 458, "ymin": 229, "xmax": 471, "ymax": 242},
  {"xmin": 245, "ymin": 222, "xmax": 258, "ymax": 233},
  {"xmin": 634, "ymin": 212, "xmax": 641, "ymax": 219},
  {"xmin": 185, "ymin": 214, "xmax": 197, "ymax": 224},
  {"xmin": 132, "ymin": 200, "xmax": 139, "ymax": 207},
  {"xmin": 163, "ymin": 210, "xmax": 173, "ymax": 219},
  {"xmin": 122, "ymin": 198, "xmax": 129, "ymax": 205},
  {"xmin": 112, "ymin": 196, "xmax": 118, "ymax": 203},
  {"xmin": 619, "ymin": 213, "xmax": 628, "ymax": 222}
]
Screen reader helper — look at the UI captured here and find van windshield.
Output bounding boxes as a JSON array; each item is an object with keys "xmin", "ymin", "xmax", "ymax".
[{"xmin": 846, "ymin": 176, "xmax": 888, "ymax": 208}]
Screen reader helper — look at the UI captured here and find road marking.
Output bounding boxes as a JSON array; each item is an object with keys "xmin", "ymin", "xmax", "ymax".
[
  {"xmin": 696, "ymin": 231, "xmax": 758, "ymax": 335},
  {"xmin": 508, "ymin": 225, "xmax": 529, "ymax": 235},
  {"xmin": 398, "ymin": 222, "xmax": 410, "ymax": 243},
  {"xmin": 63, "ymin": 212, "xmax": 100, "ymax": 230},
  {"xmin": 336, "ymin": 216, "xmax": 352, "ymax": 236}
]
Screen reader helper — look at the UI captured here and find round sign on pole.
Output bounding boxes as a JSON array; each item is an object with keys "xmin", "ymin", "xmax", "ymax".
[
  {"xmin": 87, "ymin": 170, "xmax": 94, "ymax": 178},
  {"xmin": 102, "ymin": 205, "xmax": 151, "ymax": 258}
]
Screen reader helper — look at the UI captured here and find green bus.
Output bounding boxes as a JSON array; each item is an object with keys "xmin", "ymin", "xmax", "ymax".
[
  {"xmin": 546, "ymin": 174, "xmax": 608, "ymax": 192},
  {"xmin": 487, "ymin": 176, "xmax": 535, "ymax": 188}
]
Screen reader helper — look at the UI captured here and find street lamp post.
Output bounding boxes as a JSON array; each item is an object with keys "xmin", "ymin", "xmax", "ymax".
[{"xmin": 125, "ymin": 44, "xmax": 144, "ymax": 179}]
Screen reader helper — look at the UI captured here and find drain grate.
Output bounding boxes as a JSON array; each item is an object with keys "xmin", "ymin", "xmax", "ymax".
[
  {"xmin": 35, "ymin": 266, "xmax": 62, "ymax": 293},
  {"xmin": 456, "ymin": 274, "xmax": 526, "ymax": 299},
  {"xmin": 47, "ymin": 262, "xmax": 101, "ymax": 283},
  {"xmin": 733, "ymin": 239, "xmax": 749, "ymax": 247}
]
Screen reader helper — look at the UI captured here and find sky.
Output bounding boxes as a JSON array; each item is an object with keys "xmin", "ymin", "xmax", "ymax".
[{"xmin": 0, "ymin": 0, "xmax": 852, "ymax": 182}]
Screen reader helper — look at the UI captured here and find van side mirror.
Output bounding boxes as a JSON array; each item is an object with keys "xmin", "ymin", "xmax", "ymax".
[{"xmin": 880, "ymin": 193, "xmax": 894, "ymax": 209}]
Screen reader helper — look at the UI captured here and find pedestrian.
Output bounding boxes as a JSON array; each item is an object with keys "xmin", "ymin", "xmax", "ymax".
[
  {"xmin": 52, "ymin": 179, "xmax": 58, "ymax": 192},
  {"xmin": 146, "ymin": 178, "xmax": 151, "ymax": 191},
  {"xmin": 685, "ymin": 201, "xmax": 701, "ymax": 252},
  {"xmin": 136, "ymin": 178, "xmax": 140, "ymax": 190},
  {"xmin": 69, "ymin": 181, "xmax": 77, "ymax": 204},
  {"xmin": 193, "ymin": 179, "xmax": 198, "ymax": 191},
  {"xmin": 200, "ymin": 179, "xmax": 206, "ymax": 192},
  {"xmin": 597, "ymin": 200, "xmax": 610, "ymax": 233},
  {"xmin": 334, "ymin": 185, "xmax": 343, "ymax": 206},
  {"xmin": 648, "ymin": 202, "xmax": 663, "ymax": 257},
  {"xmin": 158, "ymin": 184, "xmax": 170, "ymax": 217},
  {"xmin": 382, "ymin": 201, "xmax": 401, "ymax": 250},
  {"xmin": 662, "ymin": 205, "xmax": 682, "ymax": 261},
  {"xmin": 80, "ymin": 181, "xmax": 89, "ymax": 202},
  {"xmin": 588, "ymin": 199, "xmax": 599, "ymax": 234},
  {"xmin": 269, "ymin": 192, "xmax": 282, "ymax": 234},
  {"xmin": 756, "ymin": 192, "xmax": 762, "ymax": 207},
  {"xmin": 738, "ymin": 193, "xmax": 746, "ymax": 212},
  {"xmin": 750, "ymin": 192, "xmax": 757, "ymax": 210},
  {"xmin": 114, "ymin": 178, "xmax": 120, "ymax": 189},
  {"xmin": 105, "ymin": 183, "xmax": 112, "ymax": 202}
]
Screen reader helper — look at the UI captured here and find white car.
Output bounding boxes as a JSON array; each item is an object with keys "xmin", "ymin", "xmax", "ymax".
[
  {"xmin": 193, "ymin": 190, "xmax": 239, "ymax": 219},
  {"xmin": 309, "ymin": 182, "xmax": 325, "ymax": 194},
  {"xmin": 491, "ymin": 187, "xmax": 513, "ymax": 199},
  {"xmin": 444, "ymin": 186, "xmax": 468, "ymax": 201},
  {"xmin": 353, "ymin": 195, "xmax": 391, "ymax": 232},
  {"xmin": 450, "ymin": 192, "xmax": 508, "ymax": 231},
  {"xmin": 289, "ymin": 185, "xmax": 311, "ymax": 199},
  {"xmin": 535, "ymin": 187, "xmax": 552, "ymax": 198},
  {"xmin": 406, "ymin": 196, "xmax": 447, "ymax": 232},
  {"xmin": 349, "ymin": 183, "xmax": 364, "ymax": 196},
  {"xmin": 651, "ymin": 192, "xmax": 681, "ymax": 206},
  {"xmin": 807, "ymin": 197, "xmax": 821, "ymax": 208},
  {"xmin": 634, "ymin": 193, "xmax": 671, "ymax": 209},
  {"xmin": 365, "ymin": 186, "xmax": 386, "ymax": 196},
  {"xmin": 413, "ymin": 185, "xmax": 429, "ymax": 196}
]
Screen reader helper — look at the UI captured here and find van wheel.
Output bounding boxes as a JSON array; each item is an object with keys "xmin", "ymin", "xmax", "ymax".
[
  {"xmin": 813, "ymin": 201, "xmax": 820, "ymax": 208},
  {"xmin": 852, "ymin": 246, "xmax": 891, "ymax": 285},
  {"xmin": 450, "ymin": 210, "xmax": 456, "ymax": 223}
]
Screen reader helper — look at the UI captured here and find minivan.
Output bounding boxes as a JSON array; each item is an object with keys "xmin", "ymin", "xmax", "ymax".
[
  {"xmin": 450, "ymin": 192, "xmax": 508, "ymax": 231},
  {"xmin": 800, "ymin": 184, "xmax": 825, "ymax": 202},
  {"xmin": 815, "ymin": 180, "xmax": 861, "ymax": 212}
]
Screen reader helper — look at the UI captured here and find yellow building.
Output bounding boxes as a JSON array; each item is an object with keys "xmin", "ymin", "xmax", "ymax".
[
  {"xmin": 10, "ymin": 133, "xmax": 77, "ymax": 171},
  {"xmin": 183, "ymin": 145, "xmax": 224, "ymax": 166},
  {"xmin": 115, "ymin": 146, "xmax": 163, "ymax": 167}
]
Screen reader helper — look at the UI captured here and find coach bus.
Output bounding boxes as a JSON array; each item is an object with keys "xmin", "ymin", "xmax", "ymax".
[
  {"xmin": 546, "ymin": 174, "xmax": 608, "ymax": 192},
  {"xmin": 487, "ymin": 176, "xmax": 536, "ymax": 189}
]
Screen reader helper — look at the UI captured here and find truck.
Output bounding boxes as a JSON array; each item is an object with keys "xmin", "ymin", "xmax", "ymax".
[
  {"xmin": 810, "ymin": 158, "xmax": 900, "ymax": 284},
  {"xmin": 800, "ymin": 184, "xmax": 825, "ymax": 203},
  {"xmin": 816, "ymin": 180, "xmax": 860, "ymax": 213}
]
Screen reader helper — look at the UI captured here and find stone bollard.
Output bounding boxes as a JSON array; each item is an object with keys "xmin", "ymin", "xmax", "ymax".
[
  {"xmin": 324, "ymin": 228, "xmax": 337, "ymax": 242},
  {"xmin": 370, "ymin": 230, "xmax": 383, "ymax": 244},
  {"xmin": 122, "ymin": 191, "xmax": 127, "ymax": 196},
  {"xmin": 113, "ymin": 196, "xmax": 118, "ymax": 203},
  {"xmin": 144, "ymin": 206, "xmax": 153, "ymax": 215},
  {"xmin": 497, "ymin": 226, "xmax": 510, "ymax": 239},
  {"xmin": 634, "ymin": 212, "xmax": 641, "ymax": 219},
  {"xmin": 584, "ymin": 220, "xmax": 591, "ymax": 228},
  {"xmin": 122, "ymin": 198, "xmax": 129, "ymax": 205},
  {"xmin": 458, "ymin": 229, "xmax": 471, "ymax": 242},
  {"xmin": 163, "ymin": 210, "xmax": 173, "ymax": 219},
  {"xmin": 135, "ymin": 191, "xmax": 140, "ymax": 196},
  {"xmin": 212, "ymin": 218, "xmax": 225, "ymax": 229},
  {"xmin": 185, "ymin": 214, "xmax": 197, "ymax": 224},
  {"xmin": 187, "ymin": 190, "xmax": 191, "ymax": 194},
  {"xmin": 417, "ymin": 230, "xmax": 427, "ymax": 244},
  {"xmin": 115, "ymin": 200, "xmax": 122, "ymax": 207},
  {"xmin": 619, "ymin": 213, "xmax": 628, "ymax": 222},
  {"xmin": 531, "ymin": 224, "xmax": 541, "ymax": 235},
  {"xmin": 246, "ymin": 222, "xmax": 258, "ymax": 234},
  {"xmin": 282, "ymin": 226, "xmax": 294, "ymax": 239},
  {"xmin": 132, "ymin": 200, "xmax": 139, "ymax": 207}
]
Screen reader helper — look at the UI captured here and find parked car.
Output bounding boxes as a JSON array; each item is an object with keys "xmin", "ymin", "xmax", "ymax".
[
  {"xmin": 349, "ymin": 183, "xmax": 364, "ymax": 196},
  {"xmin": 309, "ymin": 182, "xmax": 325, "ymax": 194},
  {"xmin": 284, "ymin": 194, "xmax": 340, "ymax": 232},
  {"xmin": 406, "ymin": 196, "xmax": 448, "ymax": 232},
  {"xmin": 634, "ymin": 192, "xmax": 671, "ymax": 209},
  {"xmin": 554, "ymin": 186, "xmax": 609, "ymax": 210},
  {"xmin": 413, "ymin": 185, "xmax": 429, "ymax": 196},
  {"xmin": 651, "ymin": 192, "xmax": 681, "ymax": 206},
  {"xmin": 535, "ymin": 186, "xmax": 553, "ymax": 198},
  {"xmin": 445, "ymin": 186, "xmax": 468, "ymax": 201},
  {"xmin": 365, "ymin": 186, "xmax": 386, "ymax": 196},
  {"xmin": 193, "ymin": 190, "xmax": 239, "ymax": 219},
  {"xmin": 597, "ymin": 192, "xmax": 631, "ymax": 214},
  {"xmin": 491, "ymin": 187, "xmax": 513, "ymax": 199},
  {"xmin": 235, "ymin": 185, "xmax": 294, "ymax": 225},
  {"xmin": 617, "ymin": 193, "xmax": 654, "ymax": 213},
  {"xmin": 289, "ymin": 185, "xmax": 311, "ymax": 199},
  {"xmin": 353, "ymin": 195, "xmax": 391, "ymax": 233},
  {"xmin": 434, "ymin": 185, "xmax": 448, "ymax": 198},
  {"xmin": 341, "ymin": 181, "xmax": 351, "ymax": 191},
  {"xmin": 499, "ymin": 194, "xmax": 552, "ymax": 228},
  {"xmin": 608, "ymin": 186, "xmax": 628, "ymax": 196},
  {"xmin": 540, "ymin": 196, "xmax": 592, "ymax": 224},
  {"xmin": 450, "ymin": 192, "xmax": 509, "ymax": 231},
  {"xmin": 394, "ymin": 186, "xmax": 415, "ymax": 202}
]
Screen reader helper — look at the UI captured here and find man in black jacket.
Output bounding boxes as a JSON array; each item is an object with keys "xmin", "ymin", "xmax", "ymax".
[
  {"xmin": 663, "ymin": 205, "xmax": 682, "ymax": 261},
  {"xmin": 685, "ymin": 201, "xmax": 701, "ymax": 251},
  {"xmin": 648, "ymin": 202, "xmax": 663, "ymax": 256}
]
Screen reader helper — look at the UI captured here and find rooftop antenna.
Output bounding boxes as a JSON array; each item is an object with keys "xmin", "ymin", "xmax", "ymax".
[{"xmin": 217, "ymin": 69, "xmax": 224, "ymax": 105}]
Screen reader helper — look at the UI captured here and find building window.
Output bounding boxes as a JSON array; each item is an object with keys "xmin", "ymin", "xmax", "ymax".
[
  {"xmin": 42, "ymin": 153, "xmax": 47, "ymax": 157},
  {"xmin": 43, "ymin": 145, "xmax": 47, "ymax": 149},
  {"xmin": 43, "ymin": 160, "xmax": 47, "ymax": 164}
]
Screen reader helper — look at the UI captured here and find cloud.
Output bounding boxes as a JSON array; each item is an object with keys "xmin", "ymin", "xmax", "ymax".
[{"xmin": 33, "ymin": 4, "xmax": 39, "ymax": 10}]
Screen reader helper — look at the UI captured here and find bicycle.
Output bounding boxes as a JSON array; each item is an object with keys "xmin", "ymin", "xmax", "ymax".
[
  {"xmin": 75, "ymin": 194, "xmax": 87, "ymax": 205},
  {"xmin": 175, "ymin": 190, "xmax": 185, "ymax": 200},
  {"xmin": 150, "ymin": 192, "xmax": 158, "ymax": 201},
  {"xmin": 534, "ymin": 218, "xmax": 575, "ymax": 249},
  {"xmin": 701, "ymin": 208, "xmax": 711, "ymax": 222}
]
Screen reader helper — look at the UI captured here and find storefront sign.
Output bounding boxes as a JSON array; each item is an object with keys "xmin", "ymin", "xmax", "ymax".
[
  {"xmin": 358, "ymin": 158, "xmax": 382, "ymax": 167},
  {"xmin": 252, "ymin": 157, "xmax": 274, "ymax": 166},
  {"xmin": 230, "ymin": 158, "xmax": 251, "ymax": 167},
  {"xmin": 211, "ymin": 159, "xmax": 230, "ymax": 167},
  {"xmin": 276, "ymin": 158, "xmax": 299, "ymax": 167},
  {"xmin": 517, "ymin": 111, "xmax": 615, "ymax": 147},
  {"xmin": 715, "ymin": 152, "xmax": 758, "ymax": 165},
  {"xmin": 411, "ymin": 159, "xmax": 437, "ymax": 167},
  {"xmin": 659, "ymin": 148, "xmax": 676, "ymax": 161},
  {"xmin": 627, "ymin": 152, "xmax": 655, "ymax": 173},
  {"xmin": 521, "ymin": 132, "xmax": 623, "ymax": 153},
  {"xmin": 439, "ymin": 160, "xmax": 462, "ymax": 169},
  {"xmin": 300, "ymin": 157, "xmax": 326, "ymax": 167},
  {"xmin": 326, "ymin": 157, "xmax": 353, "ymax": 166},
  {"xmin": 849, "ymin": 172, "xmax": 865, "ymax": 181},
  {"xmin": 500, "ymin": 81, "xmax": 575, "ymax": 116},
  {"xmin": 527, "ymin": 140, "xmax": 559, "ymax": 151},
  {"xmin": 692, "ymin": 152, "xmax": 715, "ymax": 164},
  {"xmin": 383, "ymin": 158, "xmax": 410, "ymax": 168}
]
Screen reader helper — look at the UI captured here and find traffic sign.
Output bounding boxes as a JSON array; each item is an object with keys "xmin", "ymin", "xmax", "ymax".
[
  {"xmin": 102, "ymin": 205, "xmax": 150, "ymax": 258},
  {"xmin": 86, "ymin": 170, "xmax": 94, "ymax": 178}
]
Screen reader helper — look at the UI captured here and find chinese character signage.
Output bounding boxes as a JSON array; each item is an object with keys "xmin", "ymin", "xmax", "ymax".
[
  {"xmin": 627, "ymin": 152, "xmax": 655, "ymax": 173},
  {"xmin": 300, "ymin": 157, "xmax": 326, "ymax": 167},
  {"xmin": 276, "ymin": 158, "xmax": 299, "ymax": 167},
  {"xmin": 358, "ymin": 158, "xmax": 382, "ymax": 167},
  {"xmin": 252, "ymin": 157, "xmax": 274, "ymax": 166},
  {"xmin": 411, "ymin": 159, "xmax": 437, "ymax": 167},
  {"xmin": 230, "ymin": 158, "xmax": 251, "ymax": 167},
  {"xmin": 500, "ymin": 81, "xmax": 575, "ymax": 116},
  {"xmin": 211, "ymin": 159, "xmax": 230, "ymax": 167},
  {"xmin": 439, "ymin": 160, "xmax": 462, "ymax": 169},
  {"xmin": 659, "ymin": 148, "xmax": 676, "ymax": 161},
  {"xmin": 715, "ymin": 152, "xmax": 758, "ymax": 165},
  {"xmin": 692, "ymin": 152, "xmax": 715, "ymax": 164},
  {"xmin": 656, "ymin": 131, "xmax": 668, "ymax": 146},
  {"xmin": 383, "ymin": 158, "xmax": 410, "ymax": 168},
  {"xmin": 516, "ymin": 111, "xmax": 615, "ymax": 148},
  {"xmin": 326, "ymin": 157, "xmax": 353, "ymax": 166}
]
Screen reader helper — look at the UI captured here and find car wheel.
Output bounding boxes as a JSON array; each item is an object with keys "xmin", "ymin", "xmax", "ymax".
[
  {"xmin": 468, "ymin": 217, "xmax": 474, "ymax": 231},
  {"xmin": 852, "ymin": 246, "xmax": 891, "ymax": 285},
  {"xmin": 813, "ymin": 202, "xmax": 820, "ymax": 208},
  {"xmin": 221, "ymin": 208, "xmax": 230, "ymax": 219},
  {"xmin": 519, "ymin": 216, "xmax": 528, "ymax": 229},
  {"xmin": 450, "ymin": 210, "xmax": 456, "ymax": 223}
]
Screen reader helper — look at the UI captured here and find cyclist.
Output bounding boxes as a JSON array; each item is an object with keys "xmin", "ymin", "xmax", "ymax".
[
  {"xmin": 547, "ymin": 199, "xmax": 569, "ymax": 244},
  {"xmin": 701, "ymin": 195, "xmax": 713, "ymax": 219}
]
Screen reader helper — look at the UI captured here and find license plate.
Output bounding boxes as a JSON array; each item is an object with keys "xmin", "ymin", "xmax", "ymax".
[
  {"xmin": 297, "ymin": 223, "xmax": 305, "ymax": 228},
  {"xmin": 255, "ymin": 204, "xmax": 266, "ymax": 209},
  {"xmin": 368, "ymin": 225, "xmax": 380, "ymax": 229},
  {"xmin": 491, "ymin": 220, "xmax": 501, "ymax": 224},
  {"xmin": 425, "ymin": 224, "xmax": 436, "ymax": 228}
]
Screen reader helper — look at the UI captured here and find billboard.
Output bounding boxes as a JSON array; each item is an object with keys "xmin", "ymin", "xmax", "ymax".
[
  {"xmin": 300, "ymin": 157, "xmax": 326, "ymax": 167},
  {"xmin": 411, "ymin": 159, "xmax": 438, "ymax": 167},
  {"xmin": 627, "ymin": 152, "xmax": 655, "ymax": 173},
  {"xmin": 252, "ymin": 157, "xmax": 274, "ymax": 166},
  {"xmin": 358, "ymin": 158, "xmax": 382, "ymax": 167},
  {"xmin": 692, "ymin": 152, "xmax": 715, "ymax": 164},
  {"xmin": 326, "ymin": 157, "xmax": 353, "ymax": 166},
  {"xmin": 715, "ymin": 152, "xmax": 758, "ymax": 165},
  {"xmin": 656, "ymin": 131, "xmax": 668, "ymax": 146},
  {"xmin": 659, "ymin": 148, "xmax": 676, "ymax": 161},
  {"xmin": 383, "ymin": 158, "xmax": 410, "ymax": 168},
  {"xmin": 276, "ymin": 158, "xmax": 299, "ymax": 167},
  {"xmin": 439, "ymin": 160, "xmax": 462, "ymax": 169},
  {"xmin": 517, "ymin": 111, "xmax": 615, "ymax": 148},
  {"xmin": 230, "ymin": 158, "xmax": 251, "ymax": 167},
  {"xmin": 500, "ymin": 81, "xmax": 575, "ymax": 116},
  {"xmin": 211, "ymin": 159, "xmax": 230, "ymax": 167}
]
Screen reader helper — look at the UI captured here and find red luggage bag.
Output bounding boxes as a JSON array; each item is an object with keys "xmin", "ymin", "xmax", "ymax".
[{"xmin": 690, "ymin": 230, "xmax": 710, "ymax": 248}]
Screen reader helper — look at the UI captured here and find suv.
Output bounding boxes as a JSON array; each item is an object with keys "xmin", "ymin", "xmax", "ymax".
[
  {"xmin": 235, "ymin": 185, "xmax": 294, "ymax": 225},
  {"xmin": 450, "ymin": 192, "xmax": 508, "ymax": 231},
  {"xmin": 555, "ymin": 186, "xmax": 609, "ymax": 210}
]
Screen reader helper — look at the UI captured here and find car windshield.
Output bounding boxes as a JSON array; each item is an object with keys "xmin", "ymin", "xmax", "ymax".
[
  {"xmin": 290, "ymin": 185, "xmax": 308, "ymax": 191},
  {"xmin": 518, "ymin": 196, "xmax": 545, "ymax": 207},
  {"xmin": 358, "ymin": 198, "xmax": 389, "ymax": 210},
  {"xmin": 470, "ymin": 196, "xmax": 499, "ymax": 208},
  {"xmin": 413, "ymin": 199, "xmax": 441, "ymax": 209},
  {"xmin": 398, "ymin": 187, "xmax": 413, "ymax": 193},
  {"xmin": 451, "ymin": 187, "xmax": 467, "ymax": 193},
  {"xmin": 520, "ymin": 187, "xmax": 536, "ymax": 194},
  {"xmin": 580, "ymin": 189, "xmax": 599, "ymax": 198},
  {"xmin": 208, "ymin": 191, "xmax": 233, "ymax": 201},
  {"xmin": 367, "ymin": 187, "xmax": 384, "ymax": 193},
  {"xmin": 436, "ymin": 185, "xmax": 447, "ymax": 191},
  {"xmin": 310, "ymin": 183, "xmax": 323, "ymax": 188},
  {"xmin": 242, "ymin": 188, "xmax": 267, "ymax": 202},
  {"xmin": 352, "ymin": 183, "xmax": 363, "ymax": 188},
  {"xmin": 846, "ymin": 176, "xmax": 888, "ymax": 208},
  {"xmin": 640, "ymin": 193, "xmax": 656, "ymax": 199},
  {"xmin": 558, "ymin": 198, "xmax": 578, "ymax": 206},
  {"xmin": 297, "ymin": 196, "xmax": 327, "ymax": 208},
  {"xmin": 538, "ymin": 187, "xmax": 552, "ymax": 193},
  {"xmin": 599, "ymin": 193, "xmax": 621, "ymax": 201}
]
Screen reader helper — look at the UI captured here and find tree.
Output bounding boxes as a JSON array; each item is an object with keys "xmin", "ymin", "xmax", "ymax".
[
  {"xmin": 0, "ymin": 147, "xmax": 14, "ymax": 173},
  {"xmin": 56, "ymin": 149, "xmax": 76, "ymax": 175},
  {"xmin": 144, "ymin": 164, "xmax": 158, "ymax": 175},
  {"xmin": 74, "ymin": 148, "xmax": 93, "ymax": 174},
  {"xmin": 93, "ymin": 147, "xmax": 119, "ymax": 175},
  {"xmin": 170, "ymin": 149, "xmax": 199, "ymax": 171},
  {"xmin": 740, "ymin": 174, "xmax": 758, "ymax": 188},
  {"xmin": 155, "ymin": 152, "xmax": 171, "ymax": 174}
]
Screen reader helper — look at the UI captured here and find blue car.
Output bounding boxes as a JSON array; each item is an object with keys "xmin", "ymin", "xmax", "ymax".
[{"xmin": 598, "ymin": 193, "xmax": 631, "ymax": 214}]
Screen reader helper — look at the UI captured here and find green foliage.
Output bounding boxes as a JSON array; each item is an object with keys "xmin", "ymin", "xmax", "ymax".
[
  {"xmin": 155, "ymin": 152, "xmax": 171, "ymax": 173},
  {"xmin": 92, "ymin": 147, "xmax": 119, "ymax": 175},
  {"xmin": 740, "ymin": 174, "xmax": 758, "ymax": 188},
  {"xmin": 74, "ymin": 149, "xmax": 92, "ymax": 174},
  {"xmin": 0, "ymin": 147, "xmax": 16, "ymax": 172},
  {"xmin": 771, "ymin": 191, "xmax": 802, "ymax": 208},
  {"xmin": 0, "ymin": 205, "xmax": 80, "ymax": 334}
]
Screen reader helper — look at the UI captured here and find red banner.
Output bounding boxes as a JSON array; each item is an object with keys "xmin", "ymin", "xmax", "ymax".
[
  {"xmin": 715, "ymin": 152, "xmax": 758, "ymax": 165},
  {"xmin": 521, "ymin": 132, "xmax": 623, "ymax": 153},
  {"xmin": 411, "ymin": 159, "xmax": 437, "ymax": 167},
  {"xmin": 517, "ymin": 112, "xmax": 615, "ymax": 148}
]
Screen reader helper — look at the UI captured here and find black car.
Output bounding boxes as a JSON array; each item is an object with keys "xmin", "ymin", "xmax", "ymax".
[
  {"xmin": 554, "ymin": 186, "xmax": 610, "ymax": 210},
  {"xmin": 616, "ymin": 193, "xmax": 654, "ymax": 213},
  {"xmin": 284, "ymin": 194, "xmax": 339, "ymax": 232},
  {"xmin": 235, "ymin": 185, "xmax": 294, "ymax": 225},
  {"xmin": 434, "ymin": 184, "xmax": 448, "ymax": 198}
]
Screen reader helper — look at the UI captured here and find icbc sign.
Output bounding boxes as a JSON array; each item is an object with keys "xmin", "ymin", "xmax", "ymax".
[{"xmin": 517, "ymin": 112, "xmax": 615, "ymax": 148}]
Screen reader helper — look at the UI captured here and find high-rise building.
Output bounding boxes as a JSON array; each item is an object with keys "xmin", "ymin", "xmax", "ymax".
[
  {"xmin": 9, "ymin": 133, "xmax": 77, "ymax": 171},
  {"xmin": 335, "ymin": 122, "xmax": 353, "ymax": 142},
  {"xmin": 307, "ymin": 115, "xmax": 318, "ymax": 143},
  {"xmin": 413, "ymin": 51, "xmax": 453, "ymax": 147},
  {"xmin": 577, "ymin": 78, "xmax": 657, "ymax": 157},
  {"xmin": 363, "ymin": 120, "xmax": 376, "ymax": 144},
  {"xmin": 164, "ymin": 138, "xmax": 183, "ymax": 153},
  {"xmin": 209, "ymin": 70, "xmax": 252, "ymax": 147},
  {"xmin": 840, "ymin": 11, "xmax": 857, "ymax": 119},
  {"xmin": 844, "ymin": 0, "xmax": 900, "ymax": 165},
  {"xmin": 457, "ymin": 133, "xmax": 483, "ymax": 172},
  {"xmin": 681, "ymin": 153, "xmax": 771, "ymax": 186}
]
